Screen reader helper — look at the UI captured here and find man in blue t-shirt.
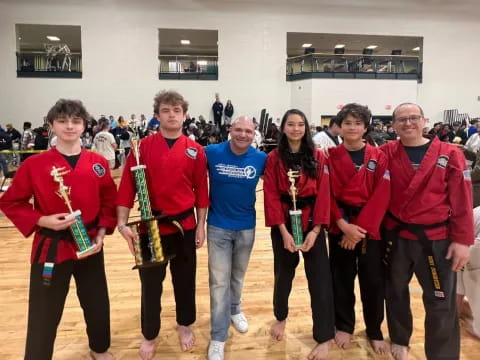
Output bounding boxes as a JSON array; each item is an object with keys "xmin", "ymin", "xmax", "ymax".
[{"xmin": 205, "ymin": 116, "xmax": 267, "ymax": 360}]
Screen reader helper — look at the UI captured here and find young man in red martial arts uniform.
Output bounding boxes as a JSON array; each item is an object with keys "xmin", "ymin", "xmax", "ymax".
[
  {"xmin": 0, "ymin": 99, "xmax": 117, "ymax": 360},
  {"xmin": 382, "ymin": 103, "xmax": 474, "ymax": 360},
  {"xmin": 116, "ymin": 90, "xmax": 209, "ymax": 360},
  {"xmin": 327, "ymin": 103, "xmax": 391, "ymax": 355}
]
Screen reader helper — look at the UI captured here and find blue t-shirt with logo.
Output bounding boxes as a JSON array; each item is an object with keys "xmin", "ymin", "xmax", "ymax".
[{"xmin": 205, "ymin": 141, "xmax": 267, "ymax": 230}]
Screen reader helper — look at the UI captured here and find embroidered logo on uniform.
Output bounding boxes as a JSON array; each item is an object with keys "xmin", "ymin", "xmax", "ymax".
[
  {"xmin": 383, "ymin": 170, "xmax": 391, "ymax": 180},
  {"xmin": 436, "ymin": 155, "xmax": 449, "ymax": 169},
  {"xmin": 185, "ymin": 147, "xmax": 198, "ymax": 159},
  {"xmin": 323, "ymin": 164, "xmax": 329, "ymax": 174},
  {"xmin": 366, "ymin": 159, "xmax": 377, "ymax": 172},
  {"xmin": 464, "ymin": 170, "xmax": 471, "ymax": 181},
  {"xmin": 92, "ymin": 163, "xmax": 106, "ymax": 177}
]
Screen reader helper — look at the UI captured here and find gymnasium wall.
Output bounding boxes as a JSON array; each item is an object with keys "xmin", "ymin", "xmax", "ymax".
[{"xmin": 0, "ymin": 0, "xmax": 478, "ymax": 128}]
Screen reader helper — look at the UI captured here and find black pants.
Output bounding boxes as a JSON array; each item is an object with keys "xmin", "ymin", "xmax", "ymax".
[
  {"xmin": 328, "ymin": 233, "xmax": 385, "ymax": 340},
  {"xmin": 271, "ymin": 227, "xmax": 335, "ymax": 344},
  {"xmin": 139, "ymin": 229, "xmax": 196, "ymax": 340},
  {"xmin": 25, "ymin": 250, "xmax": 110, "ymax": 360},
  {"xmin": 384, "ymin": 229, "xmax": 459, "ymax": 360},
  {"xmin": 213, "ymin": 116, "xmax": 222, "ymax": 129}
]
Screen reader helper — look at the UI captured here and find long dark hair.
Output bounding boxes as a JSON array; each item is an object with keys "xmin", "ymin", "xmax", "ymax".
[{"xmin": 278, "ymin": 109, "xmax": 318, "ymax": 179}]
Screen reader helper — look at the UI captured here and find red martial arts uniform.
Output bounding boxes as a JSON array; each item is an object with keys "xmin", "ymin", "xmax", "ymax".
[
  {"xmin": 117, "ymin": 133, "xmax": 209, "ymax": 234},
  {"xmin": 0, "ymin": 147, "xmax": 117, "ymax": 263},
  {"xmin": 329, "ymin": 143, "xmax": 390, "ymax": 239},
  {"xmin": 0, "ymin": 147, "xmax": 117, "ymax": 359},
  {"xmin": 327, "ymin": 143, "xmax": 390, "ymax": 341},
  {"xmin": 263, "ymin": 148, "xmax": 335, "ymax": 344},
  {"xmin": 264, "ymin": 148, "xmax": 330, "ymax": 230},
  {"xmin": 382, "ymin": 137, "xmax": 473, "ymax": 245},
  {"xmin": 381, "ymin": 137, "xmax": 474, "ymax": 359}
]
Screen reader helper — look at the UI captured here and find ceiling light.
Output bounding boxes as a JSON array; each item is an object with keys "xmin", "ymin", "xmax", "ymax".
[
  {"xmin": 335, "ymin": 44, "xmax": 345, "ymax": 49},
  {"xmin": 302, "ymin": 43, "xmax": 312, "ymax": 48},
  {"xmin": 180, "ymin": 39, "xmax": 190, "ymax": 45},
  {"xmin": 366, "ymin": 45, "xmax": 378, "ymax": 49},
  {"xmin": 46, "ymin": 36, "xmax": 60, "ymax": 41},
  {"xmin": 412, "ymin": 46, "xmax": 420, "ymax": 51}
]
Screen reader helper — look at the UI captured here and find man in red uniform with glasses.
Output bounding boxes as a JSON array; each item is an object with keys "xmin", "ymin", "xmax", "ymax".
[{"xmin": 381, "ymin": 103, "xmax": 474, "ymax": 360}]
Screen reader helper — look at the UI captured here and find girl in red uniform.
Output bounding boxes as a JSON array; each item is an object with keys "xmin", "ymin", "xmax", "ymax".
[
  {"xmin": 263, "ymin": 109, "xmax": 334, "ymax": 360},
  {"xmin": 0, "ymin": 99, "xmax": 117, "ymax": 360}
]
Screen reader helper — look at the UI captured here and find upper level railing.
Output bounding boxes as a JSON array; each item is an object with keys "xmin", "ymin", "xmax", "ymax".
[
  {"xmin": 16, "ymin": 51, "xmax": 82, "ymax": 78},
  {"xmin": 158, "ymin": 55, "xmax": 218, "ymax": 80},
  {"xmin": 286, "ymin": 53, "xmax": 421, "ymax": 82}
]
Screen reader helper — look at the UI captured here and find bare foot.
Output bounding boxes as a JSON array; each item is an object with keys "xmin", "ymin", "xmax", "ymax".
[
  {"xmin": 139, "ymin": 338, "xmax": 156, "ymax": 360},
  {"xmin": 307, "ymin": 340, "xmax": 330, "ymax": 360},
  {"xmin": 90, "ymin": 351, "xmax": 113, "ymax": 360},
  {"xmin": 391, "ymin": 343, "xmax": 408, "ymax": 360},
  {"xmin": 177, "ymin": 325, "xmax": 195, "ymax": 351},
  {"xmin": 370, "ymin": 339, "xmax": 391, "ymax": 355},
  {"xmin": 270, "ymin": 320, "xmax": 286, "ymax": 341},
  {"xmin": 334, "ymin": 330, "xmax": 351, "ymax": 349}
]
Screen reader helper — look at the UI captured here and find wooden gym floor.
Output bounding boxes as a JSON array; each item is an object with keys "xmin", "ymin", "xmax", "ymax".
[{"xmin": 0, "ymin": 171, "xmax": 478, "ymax": 359}]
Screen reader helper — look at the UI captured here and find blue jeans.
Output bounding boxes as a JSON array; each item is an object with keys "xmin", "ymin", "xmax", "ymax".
[{"xmin": 208, "ymin": 224, "xmax": 255, "ymax": 342}]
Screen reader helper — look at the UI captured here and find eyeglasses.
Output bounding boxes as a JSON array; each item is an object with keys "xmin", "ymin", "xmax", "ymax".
[{"xmin": 394, "ymin": 115, "xmax": 423, "ymax": 124}]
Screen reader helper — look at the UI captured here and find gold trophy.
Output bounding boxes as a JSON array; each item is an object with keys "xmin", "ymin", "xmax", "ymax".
[
  {"xmin": 51, "ymin": 166, "xmax": 96, "ymax": 258},
  {"xmin": 125, "ymin": 120, "xmax": 175, "ymax": 268},
  {"xmin": 287, "ymin": 169, "xmax": 303, "ymax": 248}
]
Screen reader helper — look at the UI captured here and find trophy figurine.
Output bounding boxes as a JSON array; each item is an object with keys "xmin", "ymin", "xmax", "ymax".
[
  {"xmin": 287, "ymin": 169, "xmax": 303, "ymax": 248},
  {"xmin": 126, "ymin": 122, "xmax": 172, "ymax": 269},
  {"xmin": 51, "ymin": 166, "xmax": 96, "ymax": 258}
]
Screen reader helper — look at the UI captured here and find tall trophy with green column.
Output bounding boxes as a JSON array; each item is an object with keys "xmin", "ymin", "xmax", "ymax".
[
  {"xmin": 287, "ymin": 168, "xmax": 304, "ymax": 248},
  {"xmin": 125, "ymin": 123, "xmax": 170, "ymax": 268}
]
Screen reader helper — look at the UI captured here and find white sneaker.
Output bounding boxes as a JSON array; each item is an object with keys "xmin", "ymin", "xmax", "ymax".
[
  {"xmin": 208, "ymin": 340, "xmax": 225, "ymax": 360},
  {"xmin": 231, "ymin": 312, "xmax": 248, "ymax": 333}
]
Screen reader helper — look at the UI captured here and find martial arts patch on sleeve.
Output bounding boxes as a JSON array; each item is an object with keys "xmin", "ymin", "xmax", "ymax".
[
  {"xmin": 92, "ymin": 163, "xmax": 106, "ymax": 177},
  {"xmin": 186, "ymin": 147, "xmax": 198, "ymax": 159},
  {"xmin": 366, "ymin": 159, "xmax": 377, "ymax": 172},
  {"xmin": 463, "ymin": 170, "xmax": 471, "ymax": 181},
  {"xmin": 383, "ymin": 170, "xmax": 391, "ymax": 180},
  {"xmin": 323, "ymin": 164, "xmax": 329, "ymax": 174},
  {"xmin": 436, "ymin": 155, "xmax": 449, "ymax": 169}
]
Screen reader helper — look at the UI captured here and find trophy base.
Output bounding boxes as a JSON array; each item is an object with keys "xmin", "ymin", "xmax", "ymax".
[
  {"xmin": 76, "ymin": 244, "xmax": 97, "ymax": 259},
  {"xmin": 132, "ymin": 253, "xmax": 175, "ymax": 270}
]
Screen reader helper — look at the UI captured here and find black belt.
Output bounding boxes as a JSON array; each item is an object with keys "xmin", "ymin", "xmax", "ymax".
[
  {"xmin": 35, "ymin": 217, "xmax": 99, "ymax": 286},
  {"xmin": 337, "ymin": 201, "xmax": 362, "ymax": 218},
  {"xmin": 280, "ymin": 194, "xmax": 316, "ymax": 210},
  {"xmin": 385, "ymin": 211, "xmax": 448, "ymax": 299},
  {"xmin": 152, "ymin": 208, "xmax": 195, "ymax": 223}
]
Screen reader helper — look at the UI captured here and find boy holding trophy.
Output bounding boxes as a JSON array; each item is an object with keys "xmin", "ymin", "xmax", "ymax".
[
  {"xmin": 263, "ymin": 109, "xmax": 334, "ymax": 360},
  {"xmin": 0, "ymin": 99, "xmax": 117, "ymax": 360}
]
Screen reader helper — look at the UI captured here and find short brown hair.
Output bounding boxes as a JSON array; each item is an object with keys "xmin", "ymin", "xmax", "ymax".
[
  {"xmin": 46, "ymin": 99, "xmax": 89, "ymax": 127},
  {"xmin": 336, "ymin": 103, "xmax": 371, "ymax": 128},
  {"xmin": 153, "ymin": 90, "xmax": 189, "ymax": 115}
]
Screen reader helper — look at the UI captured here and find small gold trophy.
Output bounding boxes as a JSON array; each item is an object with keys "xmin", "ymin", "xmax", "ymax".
[
  {"xmin": 287, "ymin": 169, "xmax": 303, "ymax": 248},
  {"xmin": 51, "ymin": 166, "xmax": 96, "ymax": 258}
]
